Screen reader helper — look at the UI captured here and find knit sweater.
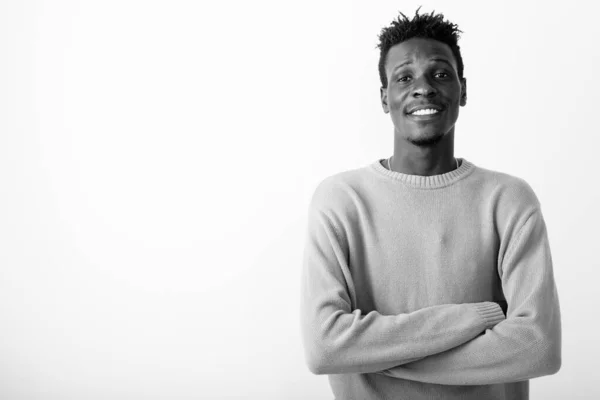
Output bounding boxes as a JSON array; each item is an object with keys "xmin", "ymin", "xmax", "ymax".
[{"xmin": 300, "ymin": 157, "xmax": 561, "ymax": 400}]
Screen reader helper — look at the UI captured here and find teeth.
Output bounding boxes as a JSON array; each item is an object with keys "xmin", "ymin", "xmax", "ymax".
[{"xmin": 411, "ymin": 108, "xmax": 439, "ymax": 115}]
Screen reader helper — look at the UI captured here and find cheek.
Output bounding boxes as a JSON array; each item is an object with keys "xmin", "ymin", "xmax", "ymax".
[
  {"xmin": 387, "ymin": 89, "xmax": 405, "ymax": 109},
  {"xmin": 446, "ymin": 104, "xmax": 461, "ymax": 124},
  {"xmin": 386, "ymin": 93, "xmax": 405, "ymax": 119}
]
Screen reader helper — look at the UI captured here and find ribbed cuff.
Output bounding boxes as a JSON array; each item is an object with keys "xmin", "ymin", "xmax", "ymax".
[{"xmin": 474, "ymin": 302, "xmax": 505, "ymax": 328}]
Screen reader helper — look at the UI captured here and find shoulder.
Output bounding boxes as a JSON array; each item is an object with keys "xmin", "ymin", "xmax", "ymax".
[
  {"xmin": 474, "ymin": 164, "xmax": 541, "ymax": 212},
  {"xmin": 308, "ymin": 168, "xmax": 363, "ymax": 215},
  {"xmin": 472, "ymin": 164, "xmax": 544, "ymax": 258},
  {"xmin": 306, "ymin": 160, "xmax": 381, "ymax": 224}
]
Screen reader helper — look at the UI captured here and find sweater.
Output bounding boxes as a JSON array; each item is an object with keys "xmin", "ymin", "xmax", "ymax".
[{"xmin": 300, "ymin": 157, "xmax": 561, "ymax": 400}]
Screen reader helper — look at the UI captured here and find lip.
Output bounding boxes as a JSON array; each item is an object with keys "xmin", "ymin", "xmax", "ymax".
[{"xmin": 405, "ymin": 103, "xmax": 444, "ymax": 115}]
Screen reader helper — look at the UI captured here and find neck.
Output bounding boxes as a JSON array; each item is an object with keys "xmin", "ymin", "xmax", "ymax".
[
  {"xmin": 390, "ymin": 129, "xmax": 456, "ymax": 176},
  {"xmin": 389, "ymin": 154, "xmax": 457, "ymax": 176}
]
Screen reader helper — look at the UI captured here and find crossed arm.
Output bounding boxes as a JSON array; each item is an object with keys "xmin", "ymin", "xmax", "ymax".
[{"xmin": 300, "ymin": 208, "xmax": 561, "ymax": 385}]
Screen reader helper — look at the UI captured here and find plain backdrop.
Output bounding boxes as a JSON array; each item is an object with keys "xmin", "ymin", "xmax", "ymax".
[{"xmin": 1, "ymin": 0, "xmax": 599, "ymax": 399}]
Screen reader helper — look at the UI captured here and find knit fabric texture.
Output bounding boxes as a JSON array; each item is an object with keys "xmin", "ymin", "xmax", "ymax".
[{"xmin": 300, "ymin": 157, "xmax": 561, "ymax": 400}]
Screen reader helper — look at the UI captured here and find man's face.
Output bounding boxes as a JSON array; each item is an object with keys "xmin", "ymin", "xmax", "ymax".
[{"xmin": 380, "ymin": 37, "xmax": 466, "ymax": 146}]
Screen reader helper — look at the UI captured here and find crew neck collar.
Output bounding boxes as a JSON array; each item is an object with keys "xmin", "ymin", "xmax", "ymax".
[{"xmin": 370, "ymin": 157, "xmax": 475, "ymax": 189}]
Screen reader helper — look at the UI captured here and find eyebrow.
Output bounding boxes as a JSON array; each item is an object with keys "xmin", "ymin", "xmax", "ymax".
[{"xmin": 392, "ymin": 57, "xmax": 454, "ymax": 73}]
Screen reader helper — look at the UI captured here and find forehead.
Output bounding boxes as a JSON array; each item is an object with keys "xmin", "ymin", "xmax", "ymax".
[{"xmin": 385, "ymin": 37, "xmax": 457, "ymax": 74}]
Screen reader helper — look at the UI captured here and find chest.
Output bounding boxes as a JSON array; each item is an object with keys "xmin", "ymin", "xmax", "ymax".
[{"xmin": 346, "ymin": 212, "xmax": 502, "ymax": 314}]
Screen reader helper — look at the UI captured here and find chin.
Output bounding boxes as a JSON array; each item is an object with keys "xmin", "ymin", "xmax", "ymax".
[
  {"xmin": 406, "ymin": 130, "xmax": 446, "ymax": 146},
  {"xmin": 410, "ymin": 126, "xmax": 445, "ymax": 137}
]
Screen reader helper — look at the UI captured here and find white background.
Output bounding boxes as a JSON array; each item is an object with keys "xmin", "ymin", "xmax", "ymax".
[{"xmin": 1, "ymin": 0, "xmax": 598, "ymax": 399}]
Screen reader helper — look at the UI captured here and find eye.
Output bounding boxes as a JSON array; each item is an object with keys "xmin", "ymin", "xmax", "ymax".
[
  {"xmin": 435, "ymin": 72, "xmax": 449, "ymax": 79},
  {"xmin": 397, "ymin": 76, "xmax": 411, "ymax": 83}
]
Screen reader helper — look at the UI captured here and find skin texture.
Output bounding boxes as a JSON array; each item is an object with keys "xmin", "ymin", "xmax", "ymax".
[{"xmin": 380, "ymin": 37, "xmax": 467, "ymax": 176}]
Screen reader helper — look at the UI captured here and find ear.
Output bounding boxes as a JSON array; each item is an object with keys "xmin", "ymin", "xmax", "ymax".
[
  {"xmin": 380, "ymin": 86, "xmax": 390, "ymax": 113},
  {"xmin": 460, "ymin": 77, "xmax": 467, "ymax": 107}
]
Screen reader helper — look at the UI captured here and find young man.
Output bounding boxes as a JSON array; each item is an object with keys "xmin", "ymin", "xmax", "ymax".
[{"xmin": 300, "ymin": 9, "xmax": 561, "ymax": 400}]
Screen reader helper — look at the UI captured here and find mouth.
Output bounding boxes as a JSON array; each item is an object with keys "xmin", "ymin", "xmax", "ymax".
[{"xmin": 405, "ymin": 105, "xmax": 444, "ymax": 119}]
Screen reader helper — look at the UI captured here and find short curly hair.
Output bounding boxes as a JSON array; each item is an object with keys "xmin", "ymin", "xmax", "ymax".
[{"xmin": 377, "ymin": 7, "xmax": 464, "ymax": 88}]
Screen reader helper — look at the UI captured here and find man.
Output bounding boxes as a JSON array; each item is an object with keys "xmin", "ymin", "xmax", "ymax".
[{"xmin": 300, "ymin": 8, "xmax": 561, "ymax": 400}]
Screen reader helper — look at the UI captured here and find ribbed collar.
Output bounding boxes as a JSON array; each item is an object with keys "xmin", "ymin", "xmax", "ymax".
[{"xmin": 370, "ymin": 157, "xmax": 475, "ymax": 189}]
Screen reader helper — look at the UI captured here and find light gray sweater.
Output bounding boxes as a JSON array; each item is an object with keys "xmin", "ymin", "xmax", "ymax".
[{"xmin": 300, "ymin": 157, "xmax": 561, "ymax": 400}]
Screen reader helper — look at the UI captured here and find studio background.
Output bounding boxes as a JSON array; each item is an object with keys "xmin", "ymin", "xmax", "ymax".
[{"xmin": 1, "ymin": 0, "xmax": 597, "ymax": 399}]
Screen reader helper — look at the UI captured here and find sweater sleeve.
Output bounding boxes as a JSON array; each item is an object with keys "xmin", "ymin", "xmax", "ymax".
[
  {"xmin": 300, "ymin": 205, "xmax": 506, "ymax": 375},
  {"xmin": 377, "ymin": 208, "xmax": 562, "ymax": 385}
]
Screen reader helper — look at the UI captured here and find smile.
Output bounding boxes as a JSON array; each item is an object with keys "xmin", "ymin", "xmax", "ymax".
[{"xmin": 409, "ymin": 108, "xmax": 440, "ymax": 116}]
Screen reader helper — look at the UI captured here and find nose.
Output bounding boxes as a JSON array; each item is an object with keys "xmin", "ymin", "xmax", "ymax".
[{"xmin": 412, "ymin": 75, "xmax": 438, "ymax": 98}]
